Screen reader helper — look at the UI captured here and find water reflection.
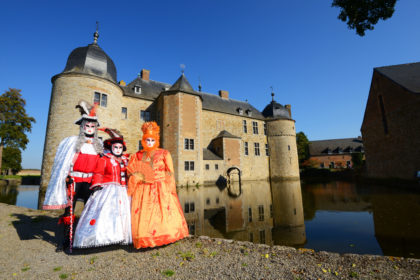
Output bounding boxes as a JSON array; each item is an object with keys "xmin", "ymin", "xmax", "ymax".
[
  {"xmin": 0, "ymin": 185, "xmax": 39, "ymax": 209},
  {"xmin": 301, "ymin": 181, "xmax": 420, "ymax": 257},
  {"xmin": 177, "ymin": 180, "xmax": 306, "ymax": 247}
]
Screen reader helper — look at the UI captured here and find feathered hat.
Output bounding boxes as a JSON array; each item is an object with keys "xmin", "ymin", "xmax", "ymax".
[
  {"xmin": 75, "ymin": 100, "xmax": 100, "ymax": 126},
  {"xmin": 141, "ymin": 121, "xmax": 160, "ymax": 151},
  {"xmin": 99, "ymin": 128, "xmax": 126, "ymax": 151}
]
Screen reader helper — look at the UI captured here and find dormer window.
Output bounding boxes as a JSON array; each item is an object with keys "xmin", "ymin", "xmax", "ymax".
[
  {"xmin": 246, "ymin": 109, "xmax": 252, "ymax": 116},
  {"xmin": 134, "ymin": 86, "xmax": 141, "ymax": 94},
  {"xmin": 237, "ymin": 108, "xmax": 244, "ymax": 115},
  {"xmin": 327, "ymin": 148, "xmax": 332, "ymax": 155}
]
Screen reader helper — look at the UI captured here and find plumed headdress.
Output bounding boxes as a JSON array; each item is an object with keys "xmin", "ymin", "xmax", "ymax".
[
  {"xmin": 141, "ymin": 121, "xmax": 160, "ymax": 151},
  {"xmin": 99, "ymin": 128, "xmax": 126, "ymax": 151},
  {"xmin": 75, "ymin": 100, "xmax": 100, "ymax": 126}
]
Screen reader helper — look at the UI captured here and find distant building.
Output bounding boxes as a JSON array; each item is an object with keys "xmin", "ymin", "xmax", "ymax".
[
  {"xmin": 39, "ymin": 31, "xmax": 301, "ymax": 200},
  {"xmin": 308, "ymin": 137, "xmax": 364, "ymax": 169},
  {"xmin": 361, "ymin": 62, "xmax": 420, "ymax": 181}
]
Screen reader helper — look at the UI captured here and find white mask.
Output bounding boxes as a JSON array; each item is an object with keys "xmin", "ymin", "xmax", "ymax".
[
  {"xmin": 83, "ymin": 122, "xmax": 96, "ymax": 136},
  {"xmin": 111, "ymin": 143, "xmax": 123, "ymax": 156},
  {"xmin": 146, "ymin": 137, "xmax": 156, "ymax": 148}
]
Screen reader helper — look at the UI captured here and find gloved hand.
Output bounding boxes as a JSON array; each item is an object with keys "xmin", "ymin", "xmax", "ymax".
[
  {"xmin": 65, "ymin": 175, "xmax": 74, "ymax": 186},
  {"xmin": 91, "ymin": 186, "xmax": 103, "ymax": 193}
]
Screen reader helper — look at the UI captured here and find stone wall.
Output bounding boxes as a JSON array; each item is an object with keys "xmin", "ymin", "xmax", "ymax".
[{"xmin": 361, "ymin": 71, "xmax": 420, "ymax": 180}]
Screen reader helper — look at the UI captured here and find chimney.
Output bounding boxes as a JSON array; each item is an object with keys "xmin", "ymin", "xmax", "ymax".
[
  {"xmin": 285, "ymin": 104, "xmax": 292, "ymax": 118},
  {"xmin": 219, "ymin": 90, "xmax": 229, "ymax": 99},
  {"xmin": 141, "ymin": 69, "xmax": 150, "ymax": 81}
]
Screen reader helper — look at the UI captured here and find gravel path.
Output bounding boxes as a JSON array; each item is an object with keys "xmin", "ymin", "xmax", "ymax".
[{"xmin": 0, "ymin": 203, "xmax": 419, "ymax": 279}]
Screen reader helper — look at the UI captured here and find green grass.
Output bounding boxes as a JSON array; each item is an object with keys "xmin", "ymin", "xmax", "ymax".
[
  {"xmin": 53, "ymin": 267, "xmax": 62, "ymax": 272},
  {"xmin": 59, "ymin": 273, "xmax": 68, "ymax": 279},
  {"xmin": 21, "ymin": 266, "xmax": 30, "ymax": 272},
  {"xmin": 162, "ymin": 270, "xmax": 175, "ymax": 277}
]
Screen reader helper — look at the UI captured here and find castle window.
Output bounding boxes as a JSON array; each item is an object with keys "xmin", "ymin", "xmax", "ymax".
[
  {"xmin": 205, "ymin": 164, "xmax": 209, "ymax": 170},
  {"xmin": 188, "ymin": 223, "xmax": 195, "ymax": 235},
  {"xmin": 94, "ymin": 92, "xmax": 107, "ymax": 107},
  {"xmin": 206, "ymin": 198, "xmax": 210, "ymax": 205},
  {"xmin": 320, "ymin": 162, "xmax": 325, "ymax": 168},
  {"xmin": 215, "ymin": 164, "xmax": 219, "ymax": 170},
  {"xmin": 237, "ymin": 108, "xmax": 244, "ymax": 115},
  {"xmin": 184, "ymin": 202, "xmax": 190, "ymax": 213},
  {"xmin": 252, "ymin": 122, "xmax": 258, "ymax": 134},
  {"xmin": 138, "ymin": 141, "xmax": 143, "ymax": 150},
  {"xmin": 243, "ymin": 120, "xmax": 247, "ymax": 133},
  {"xmin": 140, "ymin": 110, "xmax": 151, "ymax": 121},
  {"xmin": 184, "ymin": 139, "xmax": 194, "ymax": 150},
  {"xmin": 190, "ymin": 202, "xmax": 195, "ymax": 212},
  {"xmin": 246, "ymin": 109, "xmax": 252, "ymax": 116},
  {"xmin": 248, "ymin": 207, "xmax": 252, "ymax": 222},
  {"xmin": 265, "ymin": 144, "xmax": 269, "ymax": 156},
  {"xmin": 254, "ymin": 143, "xmax": 260, "ymax": 156},
  {"xmin": 288, "ymin": 145, "xmax": 290, "ymax": 151},
  {"xmin": 249, "ymin": 232, "xmax": 254, "ymax": 242},
  {"xmin": 216, "ymin": 197, "xmax": 219, "ymax": 204},
  {"xmin": 184, "ymin": 161, "xmax": 194, "ymax": 171},
  {"xmin": 378, "ymin": 95, "xmax": 388, "ymax": 135},
  {"xmin": 134, "ymin": 85, "xmax": 141, "ymax": 94},
  {"xmin": 259, "ymin": 230, "xmax": 265, "ymax": 244},
  {"xmin": 264, "ymin": 123, "xmax": 267, "ymax": 135},
  {"xmin": 244, "ymin": 142, "xmax": 249, "ymax": 156},
  {"xmin": 121, "ymin": 107, "xmax": 127, "ymax": 119},
  {"xmin": 329, "ymin": 162, "xmax": 335, "ymax": 169},
  {"xmin": 347, "ymin": 161, "xmax": 351, "ymax": 168},
  {"xmin": 258, "ymin": 205, "xmax": 264, "ymax": 221}
]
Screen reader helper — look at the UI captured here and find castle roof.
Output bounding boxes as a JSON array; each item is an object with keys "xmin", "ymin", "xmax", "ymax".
[
  {"xmin": 262, "ymin": 98, "xmax": 291, "ymax": 120},
  {"xmin": 214, "ymin": 130, "xmax": 241, "ymax": 139},
  {"xmin": 375, "ymin": 62, "xmax": 420, "ymax": 94},
  {"xmin": 123, "ymin": 74, "xmax": 265, "ymax": 120},
  {"xmin": 308, "ymin": 137, "xmax": 364, "ymax": 156},
  {"xmin": 203, "ymin": 148, "xmax": 223, "ymax": 160},
  {"xmin": 62, "ymin": 42, "xmax": 117, "ymax": 83}
]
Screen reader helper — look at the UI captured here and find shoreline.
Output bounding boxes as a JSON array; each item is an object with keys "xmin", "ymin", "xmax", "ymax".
[{"xmin": 0, "ymin": 203, "xmax": 419, "ymax": 279}]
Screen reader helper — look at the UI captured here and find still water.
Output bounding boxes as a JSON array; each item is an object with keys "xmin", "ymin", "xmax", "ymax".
[{"xmin": 1, "ymin": 180, "xmax": 419, "ymax": 257}]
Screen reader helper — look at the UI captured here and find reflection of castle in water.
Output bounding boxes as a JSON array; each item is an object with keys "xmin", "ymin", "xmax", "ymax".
[
  {"xmin": 177, "ymin": 180, "xmax": 306, "ymax": 247},
  {"xmin": 0, "ymin": 184, "xmax": 18, "ymax": 206},
  {"xmin": 302, "ymin": 181, "xmax": 420, "ymax": 258}
]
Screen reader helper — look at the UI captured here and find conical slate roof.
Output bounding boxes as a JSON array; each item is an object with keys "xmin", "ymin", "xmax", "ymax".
[
  {"xmin": 62, "ymin": 43, "xmax": 117, "ymax": 83},
  {"xmin": 166, "ymin": 74, "xmax": 202, "ymax": 99}
]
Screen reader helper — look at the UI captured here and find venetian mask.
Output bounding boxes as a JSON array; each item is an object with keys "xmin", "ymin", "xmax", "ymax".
[
  {"xmin": 145, "ymin": 137, "xmax": 156, "ymax": 148},
  {"xmin": 111, "ymin": 143, "xmax": 124, "ymax": 156},
  {"xmin": 83, "ymin": 121, "xmax": 96, "ymax": 136}
]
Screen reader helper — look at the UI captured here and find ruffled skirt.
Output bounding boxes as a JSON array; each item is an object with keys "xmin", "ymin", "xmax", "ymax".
[{"xmin": 73, "ymin": 184, "xmax": 132, "ymax": 248}]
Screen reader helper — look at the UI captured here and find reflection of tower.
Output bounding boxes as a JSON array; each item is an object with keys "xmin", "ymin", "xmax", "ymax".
[
  {"xmin": 271, "ymin": 180, "xmax": 306, "ymax": 246},
  {"xmin": 262, "ymin": 92, "xmax": 300, "ymax": 180}
]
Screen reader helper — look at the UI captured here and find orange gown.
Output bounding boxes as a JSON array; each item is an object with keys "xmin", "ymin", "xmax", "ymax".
[{"xmin": 127, "ymin": 148, "xmax": 189, "ymax": 248}]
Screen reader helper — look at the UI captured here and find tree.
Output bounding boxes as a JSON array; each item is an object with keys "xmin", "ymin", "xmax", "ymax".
[
  {"xmin": 0, "ymin": 88, "xmax": 36, "ymax": 172},
  {"xmin": 351, "ymin": 152, "xmax": 364, "ymax": 169},
  {"xmin": 1, "ymin": 146, "xmax": 22, "ymax": 175},
  {"xmin": 332, "ymin": 0, "xmax": 397, "ymax": 36},
  {"xmin": 296, "ymin": 131, "xmax": 310, "ymax": 164}
]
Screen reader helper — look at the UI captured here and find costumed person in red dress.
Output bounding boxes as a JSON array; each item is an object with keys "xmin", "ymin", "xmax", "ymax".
[
  {"xmin": 127, "ymin": 121, "xmax": 189, "ymax": 249},
  {"xmin": 73, "ymin": 128, "xmax": 132, "ymax": 248},
  {"xmin": 43, "ymin": 100, "xmax": 103, "ymax": 251}
]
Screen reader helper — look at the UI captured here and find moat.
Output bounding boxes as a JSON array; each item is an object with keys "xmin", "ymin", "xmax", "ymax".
[{"xmin": 1, "ymin": 180, "xmax": 419, "ymax": 258}]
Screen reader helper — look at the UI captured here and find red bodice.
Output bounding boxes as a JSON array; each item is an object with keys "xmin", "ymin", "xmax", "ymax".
[{"xmin": 91, "ymin": 154, "xmax": 128, "ymax": 188}]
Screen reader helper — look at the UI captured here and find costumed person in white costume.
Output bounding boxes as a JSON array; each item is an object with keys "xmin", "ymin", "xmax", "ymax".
[
  {"xmin": 42, "ymin": 100, "xmax": 103, "ymax": 251},
  {"xmin": 73, "ymin": 128, "xmax": 132, "ymax": 248}
]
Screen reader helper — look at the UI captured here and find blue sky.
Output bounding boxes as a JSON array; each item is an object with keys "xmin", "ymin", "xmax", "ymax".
[{"xmin": 1, "ymin": 0, "xmax": 419, "ymax": 169}]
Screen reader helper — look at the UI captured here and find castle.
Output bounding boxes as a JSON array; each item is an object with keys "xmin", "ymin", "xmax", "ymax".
[{"xmin": 39, "ymin": 32, "xmax": 300, "ymax": 203}]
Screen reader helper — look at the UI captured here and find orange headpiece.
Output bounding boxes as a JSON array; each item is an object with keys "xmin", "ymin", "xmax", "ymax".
[{"xmin": 141, "ymin": 121, "xmax": 160, "ymax": 151}]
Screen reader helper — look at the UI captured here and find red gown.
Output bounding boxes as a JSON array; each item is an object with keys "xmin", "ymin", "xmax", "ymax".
[{"xmin": 127, "ymin": 148, "xmax": 188, "ymax": 248}]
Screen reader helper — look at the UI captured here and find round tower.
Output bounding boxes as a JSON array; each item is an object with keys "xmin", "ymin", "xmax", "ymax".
[
  {"xmin": 263, "ymin": 93, "xmax": 300, "ymax": 181},
  {"xmin": 38, "ymin": 31, "xmax": 123, "ymax": 208}
]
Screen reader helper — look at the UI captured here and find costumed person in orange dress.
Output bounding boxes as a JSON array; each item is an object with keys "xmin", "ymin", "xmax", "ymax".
[
  {"xmin": 73, "ymin": 128, "xmax": 132, "ymax": 248},
  {"xmin": 127, "ymin": 121, "xmax": 188, "ymax": 249}
]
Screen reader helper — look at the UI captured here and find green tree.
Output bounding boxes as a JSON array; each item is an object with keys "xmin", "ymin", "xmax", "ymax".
[
  {"xmin": 332, "ymin": 0, "xmax": 397, "ymax": 36},
  {"xmin": 0, "ymin": 88, "xmax": 36, "ymax": 172},
  {"xmin": 296, "ymin": 131, "xmax": 309, "ymax": 164},
  {"xmin": 1, "ymin": 146, "xmax": 22, "ymax": 174},
  {"xmin": 351, "ymin": 152, "xmax": 364, "ymax": 169}
]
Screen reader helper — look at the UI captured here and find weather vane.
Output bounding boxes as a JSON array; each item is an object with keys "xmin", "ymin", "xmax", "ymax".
[
  {"xmin": 270, "ymin": 86, "xmax": 275, "ymax": 101},
  {"xmin": 180, "ymin": 64, "xmax": 185, "ymax": 74},
  {"xmin": 93, "ymin": 21, "xmax": 99, "ymax": 44}
]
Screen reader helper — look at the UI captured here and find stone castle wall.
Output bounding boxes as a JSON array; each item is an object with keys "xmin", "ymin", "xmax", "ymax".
[{"xmin": 266, "ymin": 119, "xmax": 300, "ymax": 180}]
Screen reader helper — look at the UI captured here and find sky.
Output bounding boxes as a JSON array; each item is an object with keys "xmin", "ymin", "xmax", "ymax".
[{"xmin": 1, "ymin": 0, "xmax": 419, "ymax": 169}]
